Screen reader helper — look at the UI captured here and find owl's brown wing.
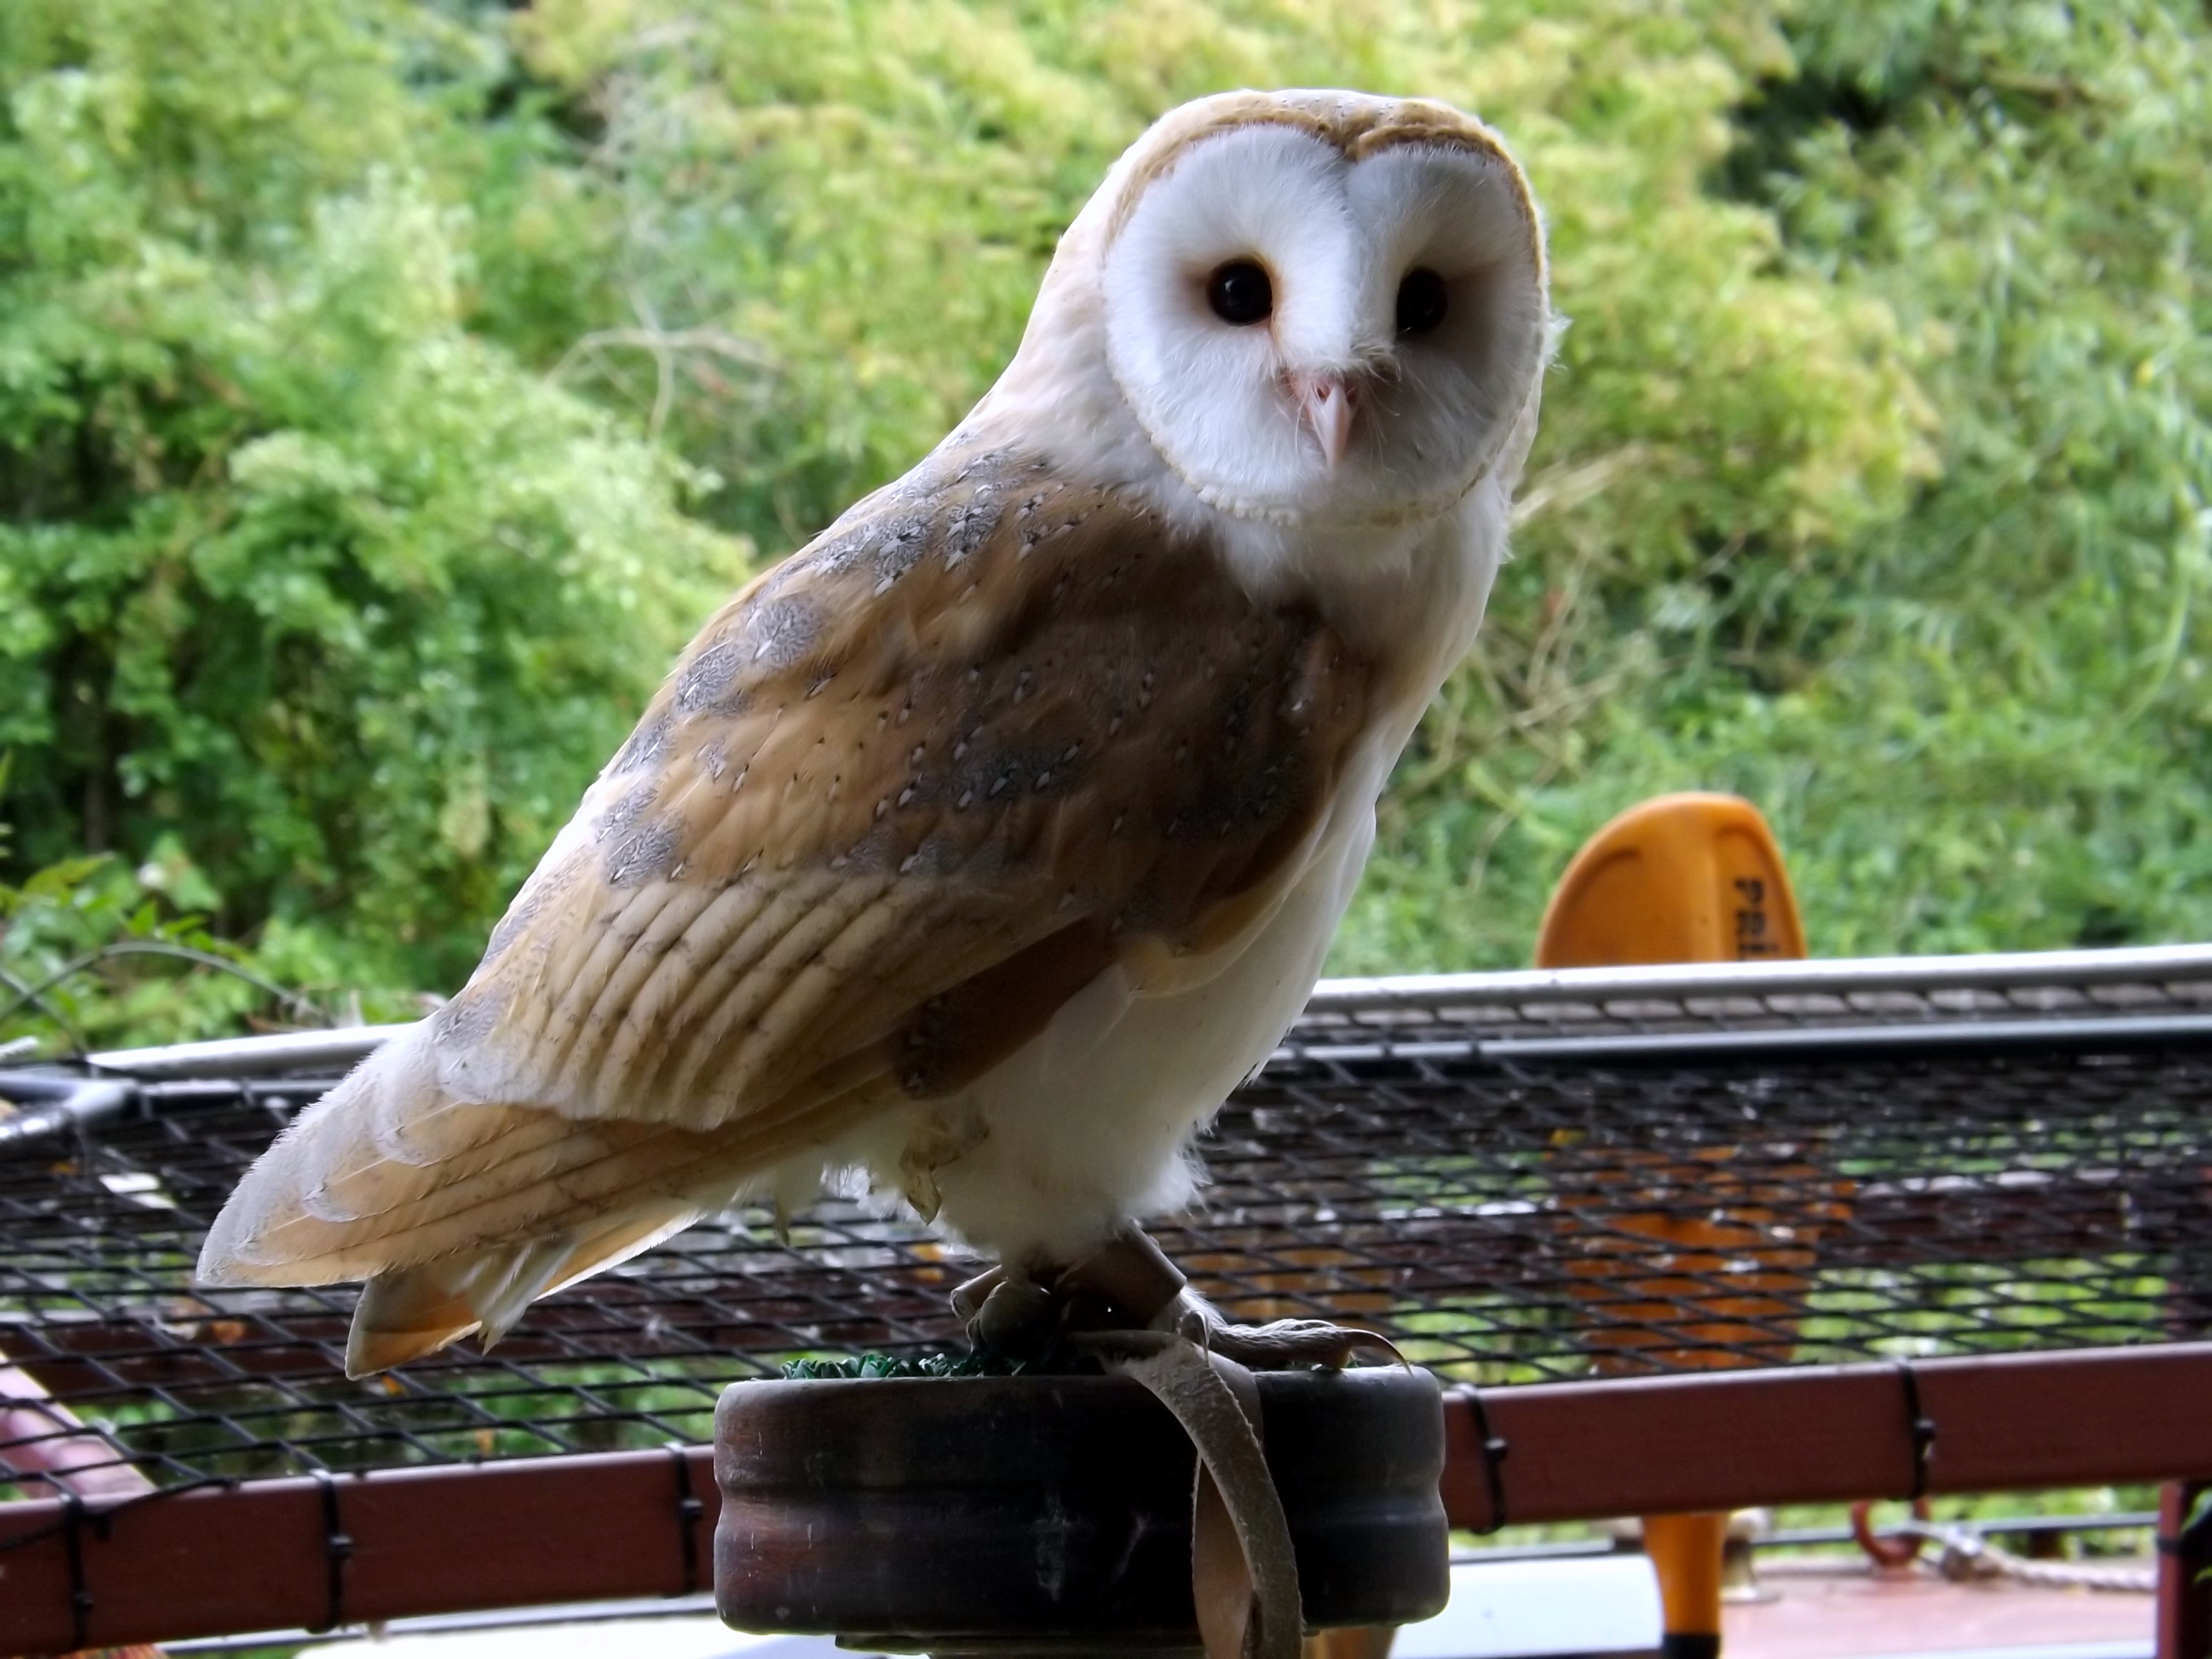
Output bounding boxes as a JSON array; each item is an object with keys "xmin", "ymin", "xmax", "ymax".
[{"xmin": 200, "ymin": 444, "xmax": 1375, "ymax": 1300}]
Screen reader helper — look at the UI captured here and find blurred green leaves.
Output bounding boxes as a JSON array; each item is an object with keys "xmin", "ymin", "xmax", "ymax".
[
  {"xmin": 0, "ymin": 1, "xmax": 750, "ymax": 997},
  {"xmin": 1344, "ymin": 0, "xmax": 2212, "ymax": 967}
]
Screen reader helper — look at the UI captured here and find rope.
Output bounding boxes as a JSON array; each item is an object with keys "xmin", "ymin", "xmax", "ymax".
[
  {"xmin": 665, "ymin": 1443, "xmax": 704, "ymax": 1598},
  {"xmin": 1461, "ymin": 1386, "xmax": 1512, "ymax": 1535},
  {"xmin": 308, "ymin": 1468, "xmax": 353, "ymax": 1633},
  {"xmin": 1917, "ymin": 1524, "xmax": 2155, "ymax": 1593},
  {"xmin": 1894, "ymin": 1361, "xmax": 1936, "ymax": 1501},
  {"xmin": 1776, "ymin": 1522, "xmax": 2157, "ymax": 1593}
]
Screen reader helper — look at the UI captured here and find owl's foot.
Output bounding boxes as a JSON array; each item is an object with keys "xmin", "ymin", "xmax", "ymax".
[
  {"xmin": 950, "ymin": 1223, "xmax": 1188, "ymax": 1362},
  {"xmin": 949, "ymin": 1226, "xmax": 1401, "ymax": 1371}
]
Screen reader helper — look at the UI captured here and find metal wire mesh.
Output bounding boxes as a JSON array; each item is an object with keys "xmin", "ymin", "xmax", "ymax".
[{"xmin": 3, "ymin": 951, "xmax": 2209, "ymax": 1503}]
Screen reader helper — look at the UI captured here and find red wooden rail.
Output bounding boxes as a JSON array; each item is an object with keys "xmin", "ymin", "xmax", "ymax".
[{"xmin": 3, "ymin": 1343, "xmax": 2208, "ymax": 1655}]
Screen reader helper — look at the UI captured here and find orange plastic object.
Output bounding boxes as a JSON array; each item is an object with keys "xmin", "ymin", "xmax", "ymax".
[
  {"xmin": 1646, "ymin": 1511, "xmax": 1730, "ymax": 1640},
  {"xmin": 1541, "ymin": 793, "xmax": 1828, "ymax": 1371},
  {"xmin": 1534, "ymin": 792, "xmax": 1805, "ymax": 968},
  {"xmin": 1537, "ymin": 793, "xmax": 1812, "ymax": 1653}
]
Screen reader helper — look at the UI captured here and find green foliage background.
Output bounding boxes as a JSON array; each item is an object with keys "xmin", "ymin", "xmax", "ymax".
[{"xmin": 2, "ymin": 0, "xmax": 2208, "ymax": 1046}]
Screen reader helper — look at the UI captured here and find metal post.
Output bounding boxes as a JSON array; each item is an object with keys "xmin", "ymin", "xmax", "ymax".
[{"xmin": 2159, "ymin": 1480, "xmax": 2211, "ymax": 1659}]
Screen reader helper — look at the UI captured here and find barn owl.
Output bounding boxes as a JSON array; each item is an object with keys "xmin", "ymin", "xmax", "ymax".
[{"xmin": 199, "ymin": 89, "xmax": 1550, "ymax": 1376}]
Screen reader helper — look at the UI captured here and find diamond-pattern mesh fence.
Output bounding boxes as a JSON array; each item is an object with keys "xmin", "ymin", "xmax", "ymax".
[{"xmin": 3, "ymin": 951, "xmax": 2209, "ymax": 1504}]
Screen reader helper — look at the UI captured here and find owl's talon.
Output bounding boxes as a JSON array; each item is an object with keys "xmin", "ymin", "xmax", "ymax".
[{"xmin": 1192, "ymin": 1311, "xmax": 1407, "ymax": 1372}]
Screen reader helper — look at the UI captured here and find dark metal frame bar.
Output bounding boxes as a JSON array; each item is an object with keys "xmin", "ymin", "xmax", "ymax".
[
  {"xmin": 1438, "ymin": 1341, "xmax": 2212, "ymax": 1531},
  {"xmin": 1309, "ymin": 942, "xmax": 2212, "ymax": 1015},
  {"xmin": 1480, "ymin": 1012, "xmax": 2212, "ymax": 1063}
]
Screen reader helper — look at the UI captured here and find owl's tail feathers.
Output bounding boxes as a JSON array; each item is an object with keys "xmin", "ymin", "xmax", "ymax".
[
  {"xmin": 193, "ymin": 1021, "xmax": 517, "ymax": 1291},
  {"xmin": 344, "ymin": 1256, "xmax": 507, "ymax": 1378},
  {"xmin": 341, "ymin": 1203, "xmax": 700, "ymax": 1377},
  {"xmin": 193, "ymin": 1022, "xmax": 722, "ymax": 1376}
]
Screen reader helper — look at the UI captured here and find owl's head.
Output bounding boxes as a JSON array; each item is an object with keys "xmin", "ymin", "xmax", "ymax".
[{"xmin": 998, "ymin": 91, "xmax": 1549, "ymax": 532}]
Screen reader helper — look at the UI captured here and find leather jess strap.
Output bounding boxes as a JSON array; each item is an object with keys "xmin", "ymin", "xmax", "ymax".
[{"xmin": 1079, "ymin": 1331, "xmax": 1302, "ymax": 1659}]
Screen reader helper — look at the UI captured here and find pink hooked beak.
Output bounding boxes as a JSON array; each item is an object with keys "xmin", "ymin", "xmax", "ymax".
[{"xmin": 1290, "ymin": 373, "xmax": 1357, "ymax": 469}]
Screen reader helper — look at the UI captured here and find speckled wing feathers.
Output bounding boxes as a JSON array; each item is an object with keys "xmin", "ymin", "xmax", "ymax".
[
  {"xmin": 443, "ymin": 444, "xmax": 1373, "ymax": 1131},
  {"xmin": 204, "ymin": 444, "xmax": 1375, "ymax": 1286}
]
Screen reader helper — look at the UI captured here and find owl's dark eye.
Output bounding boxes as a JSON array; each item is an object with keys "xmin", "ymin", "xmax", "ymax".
[
  {"xmin": 1206, "ymin": 260, "xmax": 1274, "ymax": 326},
  {"xmin": 1396, "ymin": 267, "xmax": 1449, "ymax": 336}
]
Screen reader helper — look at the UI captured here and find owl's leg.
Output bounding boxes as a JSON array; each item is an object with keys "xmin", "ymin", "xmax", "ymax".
[{"xmin": 951, "ymin": 1226, "xmax": 1400, "ymax": 1370}]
